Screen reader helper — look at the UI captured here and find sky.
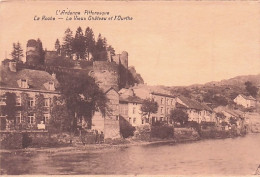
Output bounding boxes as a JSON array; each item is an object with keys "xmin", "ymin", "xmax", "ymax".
[{"xmin": 0, "ymin": 1, "xmax": 259, "ymax": 86}]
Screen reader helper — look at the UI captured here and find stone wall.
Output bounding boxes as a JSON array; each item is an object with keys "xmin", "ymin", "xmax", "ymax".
[
  {"xmin": 90, "ymin": 61, "xmax": 119, "ymax": 91},
  {"xmin": 104, "ymin": 118, "xmax": 120, "ymax": 139}
]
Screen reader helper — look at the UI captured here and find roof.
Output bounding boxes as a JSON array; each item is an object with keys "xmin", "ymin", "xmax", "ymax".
[
  {"xmin": 223, "ymin": 110, "xmax": 240, "ymax": 117},
  {"xmin": 177, "ymin": 95, "xmax": 212, "ymax": 111},
  {"xmin": 0, "ymin": 65, "xmax": 59, "ymax": 92},
  {"xmin": 238, "ymin": 94, "xmax": 256, "ymax": 101},
  {"xmin": 119, "ymin": 96, "xmax": 143, "ymax": 104},
  {"xmin": 214, "ymin": 106, "xmax": 244, "ymax": 118},
  {"xmin": 103, "ymin": 86, "xmax": 119, "ymax": 95},
  {"xmin": 132, "ymin": 84, "xmax": 173, "ymax": 99},
  {"xmin": 151, "ymin": 92, "xmax": 176, "ymax": 98}
]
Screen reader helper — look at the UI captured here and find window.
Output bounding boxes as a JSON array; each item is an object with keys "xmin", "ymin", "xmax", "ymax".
[
  {"xmin": 21, "ymin": 79, "xmax": 28, "ymax": 88},
  {"xmin": 16, "ymin": 96, "xmax": 21, "ymax": 106},
  {"xmin": 44, "ymin": 98, "xmax": 50, "ymax": 107},
  {"xmin": 161, "ymin": 98, "xmax": 164, "ymax": 104},
  {"xmin": 167, "ymin": 108, "xmax": 169, "ymax": 114},
  {"xmin": 171, "ymin": 99, "xmax": 173, "ymax": 105},
  {"xmin": 142, "ymin": 119, "xmax": 144, "ymax": 124},
  {"xmin": 133, "ymin": 118, "xmax": 136, "ymax": 124},
  {"xmin": 0, "ymin": 96, "xmax": 6, "ymax": 105},
  {"xmin": 16, "ymin": 111, "xmax": 22, "ymax": 123},
  {"xmin": 28, "ymin": 113, "xmax": 34, "ymax": 124},
  {"xmin": 161, "ymin": 107, "xmax": 163, "ymax": 114},
  {"xmin": 43, "ymin": 113, "xmax": 50, "ymax": 124},
  {"xmin": 28, "ymin": 97, "xmax": 35, "ymax": 107},
  {"xmin": 116, "ymin": 116, "xmax": 119, "ymax": 121},
  {"xmin": 48, "ymin": 82, "xmax": 55, "ymax": 90},
  {"xmin": 129, "ymin": 117, "xmax": 132, "ymax": 123},
  {"xmin": 124, "ymin": 107, "xmax": 128, "ymax": 115},
  {"xmin": 133, "ymin": 107, "xmax": 136, "ymax": 114},
  {"xmin": 0, "ymin": 112, "xmax": 6, "ymax": 118}
]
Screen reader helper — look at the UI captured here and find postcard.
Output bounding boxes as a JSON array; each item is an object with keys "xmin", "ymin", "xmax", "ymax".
[{"xmin": 0, "ymin": 0, "xmax": 259, "ymax": 176}]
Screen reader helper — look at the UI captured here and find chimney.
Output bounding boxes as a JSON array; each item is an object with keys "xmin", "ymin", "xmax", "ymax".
[{"xmin": 9, "ymin": 61, "xmax": 17, "ymax": 72}]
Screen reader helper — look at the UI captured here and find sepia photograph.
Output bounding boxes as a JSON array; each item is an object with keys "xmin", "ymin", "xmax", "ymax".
[{"xmin": 0, "ymin": 0, "xmax": 260, "ymax": 176}]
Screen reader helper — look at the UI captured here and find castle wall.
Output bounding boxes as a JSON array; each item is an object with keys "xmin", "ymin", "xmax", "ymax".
[
  {"xmin": 91, "ymin": 88, "xmax": 120, "ymax": 139},
  {"xmin": 104, "ymin": 89, "xmax": 120, "ymax": 139},
  {"xmin": 90, "ymin": 61, "xmax": 120, "ymax": 91}
]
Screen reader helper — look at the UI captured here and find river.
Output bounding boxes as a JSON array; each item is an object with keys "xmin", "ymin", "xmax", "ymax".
[{"xmin": 1, "ymin": 134, "xmax": 260, "ymax": 175}]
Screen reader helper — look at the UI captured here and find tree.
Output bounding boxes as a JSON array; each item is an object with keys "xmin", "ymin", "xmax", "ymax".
[
  {"xmin": 84, "ymin": 27, "xmax": 96, "ymax": 61},
  {"xmin": 72, "ymin": 26, "xmax": 86, "ymax": 60},
  {"xmin": 56, "ymin": 72, "xmax": 108, "ymax": 131},
  {"xmin": 216, "ymin": 112, "xmax": 226, "ymax": 124},
  {"xmin": 50, "ymin": 96, "xmax": 71, "ymax": 132},
  {"xmin": 245, "ymin": 81, "xmax": 258, "ymax": 98},
  {"xmin": 229, "ymin": 117, "xmax": 237, "ymax": 125},
  {"xmin": 62, "ymin": 28, "xmax": 74, "ymax": 58},
  {"xmin": 93, "ymin": 33, "xmax": 108, "ymax": 61},
  {"xmin": 107, "ymin": 45, "xmax": 115, "ymax": 57},
  {"xmin": 36, "ymin": 39, "xmax": 45, "ymax": 65},
  {"xmin": 55, "ymin": 39, "xmax": 61, "ymax": 55},
  {"xmin": 10, "ymin": 42, "xmax": 24, "ymax": 62},
  {"xmin": 141, "ymin": 98, "xmax": 158, "ymax": 122},
  {"xmin": 170, "ymin": 108, "xmax": 189, "ymax": 126}
]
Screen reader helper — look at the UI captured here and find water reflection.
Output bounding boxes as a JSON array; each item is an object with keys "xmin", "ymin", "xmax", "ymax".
[{"xmin": 1, "ymin": 134, "xmax": 260, "ymax": 175}]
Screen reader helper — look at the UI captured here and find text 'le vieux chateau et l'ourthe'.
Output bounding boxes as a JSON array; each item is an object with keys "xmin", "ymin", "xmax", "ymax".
[{"xmin": 34, "ymin": 9, "xmax": 133, "ymax": 21}]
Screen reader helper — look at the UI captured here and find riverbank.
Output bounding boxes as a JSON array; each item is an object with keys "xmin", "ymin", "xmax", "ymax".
[
  {"xmin": 0, "ymin": 132, "xmax": 248, "ymax": 154},
  {"xmin": 0, "ymin": 126, "xmax": 248, "ymax": 151}
]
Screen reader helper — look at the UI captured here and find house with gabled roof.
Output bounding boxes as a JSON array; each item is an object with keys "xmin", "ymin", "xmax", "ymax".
[
  {"xmin": 0, "ymin": 61, "xmax": 60, "ymax": 130},
  {"xmin": 131, "ymin": 85, "xmax": 176, "ymax": 124},
  {"xmin": 119, "ymin": 93, "xmax": 145, "ymax": 127},
  {"xmin": 214, "ymin": 106, "xmax": 245, "ymax": 128},
  {"xmin": 176, "ymin": 96, "xmax": 216, "ymax": 123},
  {"xmin": 234, "ymin": 94, "xmax": 257, "ymax": 108}
]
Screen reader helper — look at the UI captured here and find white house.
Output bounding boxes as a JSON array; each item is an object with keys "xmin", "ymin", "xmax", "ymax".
[
  {"xmin": 176, "ymin": 96, "xmax": 216, "ymax": 123},
  {"xmin": 131, "ymin": 85, "xmax": 176, "ymax": 123},
  {"xmin": 234, "ymin": 94, "xmax": 257, "ymax": 108},
  {"xmin": 119, "ymin": 96, "xmax": 145, "ymax": 127}
]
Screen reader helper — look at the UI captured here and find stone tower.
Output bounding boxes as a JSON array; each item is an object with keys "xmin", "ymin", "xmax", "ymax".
[
  {"xmin": 89, "ymin": 61, "xmax": 120, "ymax": 91},
  {"xmin": 120, "ymin": 51, "xmax": 128, "ymax": 69},
  {"xmin": 26, "ymin": 39, "xmax": 40, "ymax": 65},
  {"xmin": 112, "ymin": 51, "xmax": 129, "ymax": 89}
]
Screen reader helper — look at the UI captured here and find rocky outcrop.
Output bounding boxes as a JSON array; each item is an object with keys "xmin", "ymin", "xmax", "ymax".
[{"xmin": 128, "ymin": 66, "xmax": 144, "ymax": 85}]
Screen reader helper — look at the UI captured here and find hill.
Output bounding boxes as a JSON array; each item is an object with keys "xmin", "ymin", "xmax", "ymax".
[
  {"xmin": 204, "ymin": 73, "xmax": 260, "ymax": 87},
  {"xmin": 139, "ymin": 73, "xmax": 260, "ymax": 108}
]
